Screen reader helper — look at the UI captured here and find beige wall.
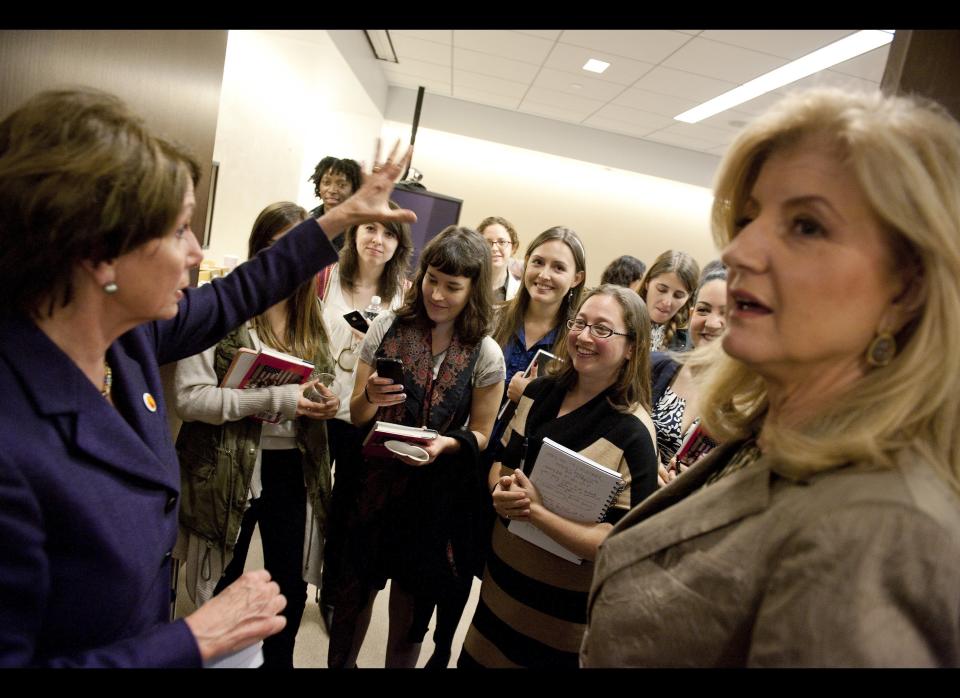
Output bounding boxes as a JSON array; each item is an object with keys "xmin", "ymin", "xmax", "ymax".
[
  {"xmin": 379, "ymin": 121, "xmax": 719, "ymax": 287},
  {"xmin": 206, "ymin": 30, "xmax": 386, "ymax": 265}
]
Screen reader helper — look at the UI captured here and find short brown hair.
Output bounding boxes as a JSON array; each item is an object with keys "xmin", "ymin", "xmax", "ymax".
[
  {"xmin": 396, "ymin": 226, "xmax": 493, "ymax": 346},
  {"xmin": 0, "ymin": 88, "xmax": 200, "ymax": 317},
  {"xmin": 477, "ymin": 215, "xmax": 519, "ymax": 249}
]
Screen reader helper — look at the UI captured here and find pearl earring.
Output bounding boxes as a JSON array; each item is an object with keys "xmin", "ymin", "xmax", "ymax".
[{"xmin": 103, "ymin": 282, "xmax": 119, "ymax": 294}]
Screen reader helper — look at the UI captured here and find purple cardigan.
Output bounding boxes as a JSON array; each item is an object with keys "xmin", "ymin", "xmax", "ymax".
[{"xmin": 0, "ymin": 218, "xmax": 337, "ymax": 667}]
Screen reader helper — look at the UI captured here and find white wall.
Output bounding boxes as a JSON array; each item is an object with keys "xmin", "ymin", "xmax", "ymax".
[
  {"xmin": 379, "ymin": 120, "xmax": 719, "ymax": 287},
  {"xmin": 206, "ymin": 30, "xmax": 386, "ymax": 264}
]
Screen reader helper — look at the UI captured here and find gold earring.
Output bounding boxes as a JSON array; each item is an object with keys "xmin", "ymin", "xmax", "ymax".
[{"xmin": 866, "ymin": 331, "xmax": 896, "ymax": 367}]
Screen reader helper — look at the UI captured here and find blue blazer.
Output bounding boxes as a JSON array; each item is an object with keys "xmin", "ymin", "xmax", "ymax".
[{"xmin": 0, "ymin": 218, "xmax": 337, "ymax": 667}]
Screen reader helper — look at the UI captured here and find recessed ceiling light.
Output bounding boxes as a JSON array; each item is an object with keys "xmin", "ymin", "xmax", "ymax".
[
  {"xmin": 675, "ymin": 30, "xmax": 895, "ymax": 124},
  {"xmin": 583, "ymin": 59, "xmax": 610, "ymax": 74}
]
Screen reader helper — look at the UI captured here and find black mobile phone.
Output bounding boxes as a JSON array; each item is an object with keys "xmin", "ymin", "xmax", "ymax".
[
  {"xmin": 376, "ymin": 357, "xmax": 404, "ymax": 385},
  {"xmin": 343, "ymin": 310, "xmax": 370, "ymax": 333}
]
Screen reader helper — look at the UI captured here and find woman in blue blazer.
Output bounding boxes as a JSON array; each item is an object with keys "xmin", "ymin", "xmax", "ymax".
[{"xmin": 0, "ymin": 88, "xmax": 413, "ymax": 667}]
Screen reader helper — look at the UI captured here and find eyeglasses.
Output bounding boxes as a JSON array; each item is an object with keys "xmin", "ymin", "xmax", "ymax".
[
  {"xmin": 566, "ymin": 318, "xmax": 633, "ymax": 339},
  {"xmin": 486, "ymin": 239, "xmax": 512, "ymax": 249}
]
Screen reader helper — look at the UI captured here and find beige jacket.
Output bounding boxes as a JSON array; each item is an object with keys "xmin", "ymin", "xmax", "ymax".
[{"xmin": 581, "ymin": 441, "xmax": 960, "ymax": 667}]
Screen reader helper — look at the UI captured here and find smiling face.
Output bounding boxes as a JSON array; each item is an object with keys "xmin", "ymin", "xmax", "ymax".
[
  {"xmin": 318, "ymin": 169, "xmax": 354, "ymax": 209},
  {"xmin": 644, "ymin": 272, "xmax": 691, "ymax": 325},
  {"xmin": 567, "ymin": 293, "xmax": 634, "ymax": 387},
  {"xmin": 422, "ymin": 265, "xmax": 472, "ymax": 327},
  {"xmin": 524, "ymin": 239, "xmax": 584, "ymax": 309},
  {"xmin": 721, "ymin": 139, "xmax": 905, "ymax": 385},
  {"xmin": 355, "ymin": 221, "xmax": 399, "ymax": 269},
  {"xmin": 690, "ymin": 278, "xmax": 727, "ymax": 346},
  {"xmin": 112, "ymin": 180, "xmax": 202, "ymax": 323}
]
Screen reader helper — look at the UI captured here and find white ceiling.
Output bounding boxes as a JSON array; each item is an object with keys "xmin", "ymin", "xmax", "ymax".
[{"xmin": 376, "ymin": 30, "xmax": 890, "ymax": 157}]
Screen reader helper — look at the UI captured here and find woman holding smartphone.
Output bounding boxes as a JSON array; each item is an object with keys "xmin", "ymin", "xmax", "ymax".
[
  {"xmin": 459, "ymin": 284, "xmax": 658, "ymax": 667},
  {"xmin": 489, "ymin": 227, "xmax": 587, "ymax": 454},
  {"xmin": 327, "ymin": 226, "xmax": 505, "ymax": 668},
  {"xmin": 315, "ymin": 202, "xmax": 413, "ymax": 629},
  {"xmin": 174, "ymin": 202, "xmax": 339, "ymax": 668}
]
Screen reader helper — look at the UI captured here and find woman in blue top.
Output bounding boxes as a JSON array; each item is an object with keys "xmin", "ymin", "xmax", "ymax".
[{"xmin": 490, "ymin": 227, "xmax": 587, "ymax": 445}]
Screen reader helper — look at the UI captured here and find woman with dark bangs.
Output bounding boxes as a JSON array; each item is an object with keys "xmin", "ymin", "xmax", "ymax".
[{"xmin": 327, "ymin": 226, "xmax": 504, "ymax": 668}]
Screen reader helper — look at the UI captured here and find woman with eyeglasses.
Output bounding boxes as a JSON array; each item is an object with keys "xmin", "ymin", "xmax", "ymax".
[
  {"xmin": 459, "ymin": 284, "xmax": 658, "ymax": 667},
  {"xmin": 316, "ymin": 203, "xmax": 413, "ymax": 630},
  {"xmin": 478, "ymin": 216, "xmax": 521, "ymax": 303}
]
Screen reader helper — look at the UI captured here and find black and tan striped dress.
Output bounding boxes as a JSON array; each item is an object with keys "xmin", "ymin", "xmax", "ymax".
[{"xmin": 459, "ymin": 377, "xmax": 658, "ymax": 667}]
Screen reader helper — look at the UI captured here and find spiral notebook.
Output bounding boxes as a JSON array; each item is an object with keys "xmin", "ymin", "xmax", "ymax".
[{"xmin": 507, "ymin": 437, "xmax": 625, "ymax": 564}]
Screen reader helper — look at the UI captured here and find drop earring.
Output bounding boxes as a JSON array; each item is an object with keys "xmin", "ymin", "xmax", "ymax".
[{"xmin": 103, "ymin": 281, "xmax": 118, "ymax": 294}]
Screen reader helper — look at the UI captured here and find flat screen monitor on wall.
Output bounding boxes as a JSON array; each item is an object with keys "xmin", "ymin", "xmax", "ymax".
[{"xmin": 389, "ymin": 186, "xmax": 463, "ymax": 272}]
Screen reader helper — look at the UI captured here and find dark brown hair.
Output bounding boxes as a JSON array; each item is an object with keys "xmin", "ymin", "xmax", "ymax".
[
  {"xmin": 0, "ymin": 88, "xmax": 200, "ymax": 317},
  {"xmin": 396, "ymin": 225, "xmax": 493, "ymax": 345},
  {"xmin": 477, "ymin": 215, "xmax": 520, "ymax": 249},
  {"xmin": 247, "ymin": 202, "xmax": 330, "ymax": 361},
  {"xmin": 493, "ymin": 226, "xmax": 587, "ymax": 359},
  {"xmin": 338, "ymin": 201, "xmax": 413, "ymax": 304}
]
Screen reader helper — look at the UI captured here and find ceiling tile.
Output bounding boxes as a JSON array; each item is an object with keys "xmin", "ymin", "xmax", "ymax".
[
  {"xmin": 643, "ymin": 128, "xmax": 720, "ymax": 153},
  {"xmin": 699, "ymin": 30, "xmax": 853, "ymax": 60},
  {"xmin": 657, "ymin": 121, "xmax": 737, "ymax": 146},
  {"xmin": 581, "ymin": 116, "xmax": 660, "ymax": 138},
  {"xmin": 587, "ymin": 104, "xmax": 675, "ymax": 131},
  {"xmin": 559, "ymin": 30, "xmax": 692, "ymax": 64},
  {"xmin": 383, "ymin": 57, "xmax": 451, "ymax": 83},
  {"xmin": 515, "ymin": 29, "xmax": 562, "ymax": 41},
  {"xmin": 729, "ymin": 87, "xmax": 794, "ymax": 116},
  {"xmin": 532, "ymin": 67, "xmax": 626, "ymax": 101},
  {"xmin": 543, "ymin": 42, "xmax": 655, "ymax": 86},
  {"xmin": 451, "ymin": 86, "xmax": 522, "ymax": 111},
  {"xmin": 390, "ymin": 30, "xmax": 452, "ymax": 45},
  {"xmin": 453, "ymin": 30, "xmax": 554, "ymax": 65},
  {"xmin": 708, "ymin": 143, "xmax": 731, "ymax": 156},
  {"xmin": 633, "ymin": 66, "xmax": 737, "ymax": 102},
  {"xmin": 523, "ymin": 86, "xmax": 606, "ymax": 113},
  {"xmin": 784, "ymin": 70, "xmax": 881, "ymax": 93},
  {"xmin": 517, "ymin": 99, "xmax": 597, "ymax": 123},
  {"xmin": 676, "ymin": 30, "xmax": 703, "ymax": 36},
  {"xmin": 829, "ymin": 45, "xmax": 889, "ymax": 81},
  {"xmin": 391, "ymin": 33, "xmax": 451, "ymax": 66},
  {"xmin": 453, "ymin": 70, "xmax": 529, "ymax": 99},
  {"xmin": 454, "ymin": 47, "xmax": 541, "ymax": 82},
  {"xmin": 698, "ymin": 107, "xmax": 757, "ymax": 134},
  {"xmin": 383, "ymin": 71, "xmax": 451, "ymax": 96},
  {"xmin": 613, "ymin": 88, "xmax": 700, "ymax": 118},
  {"xmin": 663, "ymin": 37, "xmax": 786, "ymax": 83}
]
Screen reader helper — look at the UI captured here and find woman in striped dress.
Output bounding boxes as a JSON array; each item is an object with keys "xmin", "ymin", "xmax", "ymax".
[{"xmin": 459, "ymin": 285, "xmax": 658, "ymax": 667}]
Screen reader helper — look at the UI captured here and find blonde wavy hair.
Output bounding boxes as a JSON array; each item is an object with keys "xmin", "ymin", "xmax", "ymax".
[{"xmin": 698, "ymin": 88, "xmax": 960, "ymax": 493}]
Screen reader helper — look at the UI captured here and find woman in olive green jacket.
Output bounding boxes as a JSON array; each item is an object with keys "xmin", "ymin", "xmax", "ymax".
[{"xmin": 174, "ymin": 202, "xmax": 338, "ymax": 668}]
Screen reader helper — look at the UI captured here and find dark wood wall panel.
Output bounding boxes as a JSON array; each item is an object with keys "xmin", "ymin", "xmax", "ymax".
[{"xmin": 0, "ymin": 29, "xmax": 228, "ymax": 238}]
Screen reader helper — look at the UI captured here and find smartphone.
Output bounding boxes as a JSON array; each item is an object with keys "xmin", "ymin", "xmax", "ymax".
[
  {"xmin": 376, "ymin": 357, "xmax": 404, "ymax": 386},
  {"xmin": 343, "ymin": 310, "xmax": 369, "ymax": 333}
]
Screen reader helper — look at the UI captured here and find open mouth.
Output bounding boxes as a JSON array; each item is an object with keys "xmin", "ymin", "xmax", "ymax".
[{"xmin": 731, "ymin": 290, "xmax": 771, "ymax": 314}]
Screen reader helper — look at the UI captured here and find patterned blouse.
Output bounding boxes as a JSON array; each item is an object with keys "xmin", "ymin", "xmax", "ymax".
[{"xmin": 652, "ymin": 386, "xmax": 685, "ymax": 465}]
